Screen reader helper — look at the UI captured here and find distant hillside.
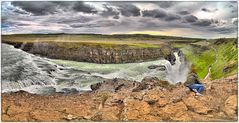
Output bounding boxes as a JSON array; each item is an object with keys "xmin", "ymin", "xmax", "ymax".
[{"xmin": 2, "ymin": 33, "xmax": 204, "ymax": 41}]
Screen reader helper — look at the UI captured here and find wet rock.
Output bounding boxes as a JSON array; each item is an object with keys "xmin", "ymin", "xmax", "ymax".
[
  {"xmin": 223, "ymin": 95, "xmax": 237, "ymax": 117},
  {"xmin": 148, "ymin": 65, "xmax": 166, "ymax": 71},
  {"xmin": 90, "ymin": 83, "xmax": 102, "ymax": 91},
  {"xmin": 91, "ymin": 79, "xmax": 136, "ymax": 92},
  {"xmin": 165, "ymin": 53, "xmax": 176, "ymax": 65},
  {"xmin": 60, "ymin": 88, "xmax": 79, "ymax": 95},
  {"xmin": 132, "ymin": 83, "xmax": 147, "ymax": 92},
  {"xmin": 32, "ymin": 87, "xmax": 56, "ymax": 95}
]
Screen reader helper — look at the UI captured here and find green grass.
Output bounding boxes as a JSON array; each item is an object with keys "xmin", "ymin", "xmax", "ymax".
[
  {"xmin": 2, "ymin": 34, "xmax": 204, "ymax": 49},
  {"xmin": 210, "ymin": 40, "xmax": 237, "ymax": 79},
  {"xmin": 172, "ymin": 38, "xmax": 237, "ymax": 80}
]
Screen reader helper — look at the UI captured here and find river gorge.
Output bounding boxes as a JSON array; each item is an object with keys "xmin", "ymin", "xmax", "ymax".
[{"xmin": 2, "ymin": 43, "xmax": 188, "ymax": 94}]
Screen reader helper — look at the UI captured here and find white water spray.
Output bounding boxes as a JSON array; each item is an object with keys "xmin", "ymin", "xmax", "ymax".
[{"xmin": 163, "ymin": 52, "xmax": 189, "ymax": 83}]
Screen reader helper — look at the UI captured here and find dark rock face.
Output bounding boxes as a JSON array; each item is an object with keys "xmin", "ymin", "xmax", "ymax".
[
  {"xmin": 90, "ymin": 78, "xmax": 136, "ymax": 92},
  {"xmin": 3, "ymin": 41, "xmax": 176, "ymax": 65},
  {"xmin": 148, "ymin": 65, "xmax": 166, "ymax": 71},
  {"xmin": 164, "ymin": 53, "xmax": 176, "ymax": 65},
  {"xmin": 91, "ymin": 76, "xmax": 174, "ymax": 93}
]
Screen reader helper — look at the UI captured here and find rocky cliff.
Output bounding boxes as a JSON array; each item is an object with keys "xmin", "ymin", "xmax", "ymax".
[
  {"xmin": 2, "ymin": 75, "xmax": 237, "ymax": 122},
  {"xmin": 3, "ymin": 41, "xmax": 176, "ymax": 64}
]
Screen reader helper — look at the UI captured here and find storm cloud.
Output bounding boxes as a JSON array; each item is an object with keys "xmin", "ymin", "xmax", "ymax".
[
  {"xmin": 201, "ymin": 8, "xmax": 218, "ymax": 13},
  {"xmin": 2, "ymin": 1, "xmax": 238, "ymax": 38},
  {"xmin": 192, "ymin": 19, "xmax": 212, "ymax": 27},
  {"xmin": 142, "ymin": 9, "xmax": 167, "ymax": 18},
  {"xmin": 184, "ymin": 15, "xmax": 198, "ymax": 23},
  {"xmin": 116, "ymin": 4, "xmax": 140, "ymax": 17},
  {"xmin": 100, "ymin": 4, "xmax": 120, "ymax": 19}
]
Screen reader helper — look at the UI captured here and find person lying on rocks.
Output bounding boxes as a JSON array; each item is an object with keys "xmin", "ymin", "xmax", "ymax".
[{"xmin": 184, "ymin": 72, "xmax": 205, "ymax": 96}]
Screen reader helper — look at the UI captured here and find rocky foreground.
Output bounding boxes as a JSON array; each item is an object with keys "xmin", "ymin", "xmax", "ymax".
[{"xmin": 2, "ymin": 75, "xmax": 238, "ymax": 122}]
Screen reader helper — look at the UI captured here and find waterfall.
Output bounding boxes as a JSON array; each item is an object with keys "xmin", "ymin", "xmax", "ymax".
[
  {"xmin": 2, "ymin": 43, "xmax": 189, "ymax": 94},
  {"xmin": 163, "ymin": 51, "xmax": 189, "ymax": 84}
]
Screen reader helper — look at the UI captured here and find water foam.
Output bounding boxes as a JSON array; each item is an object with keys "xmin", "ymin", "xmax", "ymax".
[{"xmin": 2, "ymin": 43, "xmax": 189, "ymax": 94}]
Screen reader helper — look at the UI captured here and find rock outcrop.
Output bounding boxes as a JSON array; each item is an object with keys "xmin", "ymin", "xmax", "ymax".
[
  {"xmin": 2, "ymin": 75, "xmax": 237, "ymax": 122},
  {"xmin": 3, "ymin": 41, "xmax": 176, "ymax": 64}
]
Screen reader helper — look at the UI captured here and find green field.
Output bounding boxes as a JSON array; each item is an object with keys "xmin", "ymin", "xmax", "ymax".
[{"xmin": 2, "ymin": 34, "xmax": 202, "ymax": 49}]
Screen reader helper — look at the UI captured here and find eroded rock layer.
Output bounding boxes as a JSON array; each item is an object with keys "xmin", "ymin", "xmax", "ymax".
[
  {"xmin": 2, "ymin": 75, "xmax": 237, "ymax": 122},
  {"xmin": 3, "ymin": 41, "xmax": 176, "ymax": 64}
]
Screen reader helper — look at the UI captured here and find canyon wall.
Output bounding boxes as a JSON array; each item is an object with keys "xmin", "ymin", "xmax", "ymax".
[{"xmin": 3, "ymin": 41, "xmax": 176, "ymax": 64}]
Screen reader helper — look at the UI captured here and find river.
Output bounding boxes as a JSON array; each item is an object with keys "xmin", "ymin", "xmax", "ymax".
[{"xmin": 1, "ymin": 43, "xmax": 188, "ymax": 94}]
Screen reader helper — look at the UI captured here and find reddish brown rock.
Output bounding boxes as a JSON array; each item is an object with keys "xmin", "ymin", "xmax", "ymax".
[
  {"xmin": 223, "ymin": 95, "xmax": 237, "ymax": 117},
  {"xmin": 183, "ymin": 96, "xmax": 212, "ymax": 114},
  {"xmin": 1, "ymin": 75, "xmax": 238, "ymax": 122}
]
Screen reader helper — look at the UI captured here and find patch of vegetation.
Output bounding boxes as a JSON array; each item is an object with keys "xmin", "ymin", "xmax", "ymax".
[
  {"xmin": 97, "ymin": 92, "xmax": 110, "ymax": 107},
  {"xmin": 210, "ymin": 39, "xmax": 237, "ymax": 79},
  {"xmin": 2, "ymin": 34, "xmax": 204, "ymax": 49},
  {"xmin": 173, "ymin": 38, "xmax": 237, "ymax": 80}
]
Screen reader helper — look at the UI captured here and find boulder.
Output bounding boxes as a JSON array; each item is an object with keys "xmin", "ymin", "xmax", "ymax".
[
  {"xmin": 148, "ymin": 65, "xmax": 166, "ymax": 71},
  {"xmin": 122, "ymin": 99, "xmax": 151, "ymax": 121},
  {"xmin": 101, "ymin": 106, "xmax": 120, "ymax": 121},
  {"xmin": 223, "ymin": 95, "xmax": 237, "ymax": 117},
  {"xmin": 90, "ymin": 83, "xmax": 102, "ymax": 91},
  {"xmin": 183, "ymin": 96, "xmax": 212, "ymax": 114}
]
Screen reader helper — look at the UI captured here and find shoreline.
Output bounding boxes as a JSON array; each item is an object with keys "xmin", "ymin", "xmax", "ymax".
[{"xmin": 2, "ymin": 75, "xmax": 238, "ymax": 122}]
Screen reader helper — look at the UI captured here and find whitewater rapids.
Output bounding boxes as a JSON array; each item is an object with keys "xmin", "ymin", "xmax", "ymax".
[{"xmin": 1, "ymin": 43, "xmax": 189, "ymax": 94}]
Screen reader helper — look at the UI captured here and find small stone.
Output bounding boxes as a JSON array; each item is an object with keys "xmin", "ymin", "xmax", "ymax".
[{"xmin": 66, "ymin": 114, "xmax": 76, "ymax": 120}]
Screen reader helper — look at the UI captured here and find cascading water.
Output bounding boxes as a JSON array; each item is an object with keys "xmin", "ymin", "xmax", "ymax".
[
  {"xmin": 162, "ymin": 51, "xmax": 189, "ymax": 83},
  {"xmin": 1, "ymin": 43, "xmax": 104, "ymax": 94},
  {"xmin": 1, "ymin": 43, "xmax": 189, "ymax": 94}
]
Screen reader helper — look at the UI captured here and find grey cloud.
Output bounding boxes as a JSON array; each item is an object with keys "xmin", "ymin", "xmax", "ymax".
[
  {"xmin": 11, "ymin": 1, "xmax": 97, "ymax": 16},
  {"xmin": 57, "ymin": 17, "xmax": 93, "ymax": 24},
  {"xmin": 209, "ymin": 27, "xmax": 236, "ymax": 34},
  {"xmin": 100, "ymin": 4, "xmax": 120, "ymax": 19},
  {"xmin": 192, "ymin": 19, "xmax": 212, "ymax": 26},
  {"xmin": 70, "ymin": 20, "xmax": 119, "ymax": 28},
  {"xmin": 178, "ymin": 10, "xmax": 190, "ymax": 15},
  {"xmin": 142, "ymin": 9, "xmax": 167, "ymax": 18},
  {"xmin": 13, "ymin": 9, "xmax": 29, "ymax": 15},
  {"xmin": 201, "ymin": 8, "xmax": 218, "ymax": 13},
  {"xmin": 116, "ymin": 4, "xmax": 140, "ymax": 17},
  {"xmin": 156, "ymin": 1, "xmax": 175, "ymax": 8},
  {"xmin": 11, "ymin": 1, "xmax": 58, "ymax": 15},
  {"xmin": 165, "ymin": 14, "xmax": 181, "ymax": 21},
  {"xmin": 16, "ymin": 23, "xmax": 30, "ymax": 26},
  {"xmin": 72, "ymin": 2, "xmax": 97, "ymax": 14},
  {"xmin": 232, "ymin": 19, "xmax": 238, "ymax": 25},
  {"xmin": 184, "ymin": 15, "xmax": 198, "ymax": 23}
]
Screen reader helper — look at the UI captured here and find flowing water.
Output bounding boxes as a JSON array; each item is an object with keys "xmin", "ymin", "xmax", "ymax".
[{"xmin": 1, "ymin": 43, "xmax": 189, "ymax": 94}]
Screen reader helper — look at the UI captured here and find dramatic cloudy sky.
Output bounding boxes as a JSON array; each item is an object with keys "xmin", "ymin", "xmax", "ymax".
[{"xmin": 1, "ymin": 1, "xmax": 238, "ymax": 38}]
